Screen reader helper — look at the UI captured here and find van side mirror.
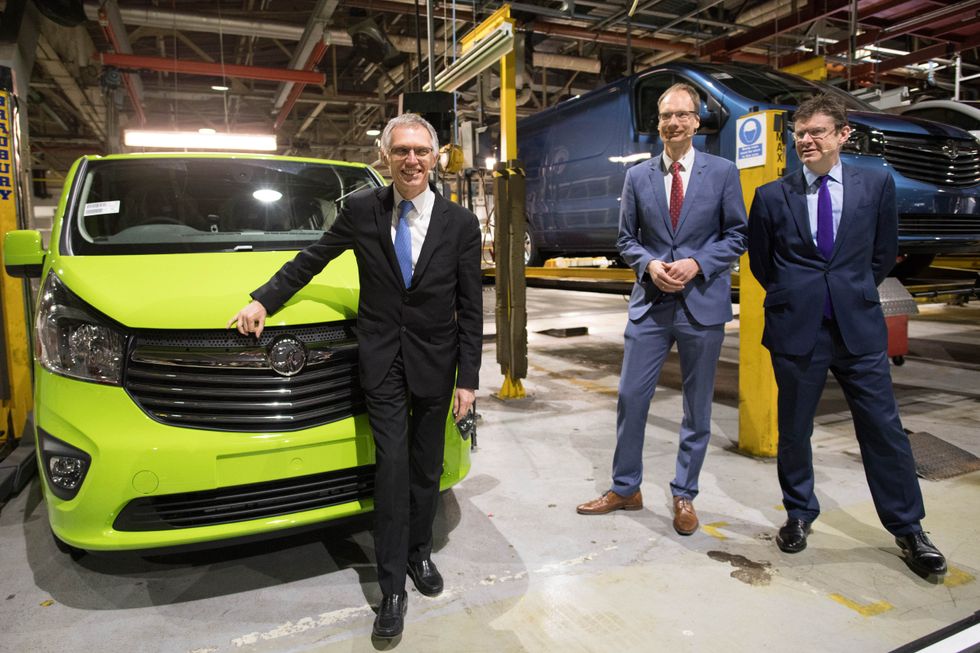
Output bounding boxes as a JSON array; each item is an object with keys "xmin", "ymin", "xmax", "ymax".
[
  {"xmin": 698, "ymin": 95, "xmax": 727, "ymax": 135},
  {"xmin": 4, "ymin": 230, "xmax": 44, "ymax": 278},
  {"xmin": 698, "ymin": 110, "xmax": 722, "ymax": 134}
]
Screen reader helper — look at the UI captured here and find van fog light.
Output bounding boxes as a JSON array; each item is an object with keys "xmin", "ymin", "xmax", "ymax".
[
  {"xmin": 50, "ymin": 456, "xmax": 86, "ymax": 490},
  {"xmin": 38, "ymin": 429, "xmax": 92, "ymax": 501}
]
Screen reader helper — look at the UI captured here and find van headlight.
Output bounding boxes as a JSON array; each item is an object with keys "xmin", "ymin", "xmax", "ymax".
[
  {"xmin": 35, "ymin": 273, "xmax": 126, "ymax": 385},
  {"xmin": 842, "ymin": 124, "xmax": 885, "ymax": 156}
]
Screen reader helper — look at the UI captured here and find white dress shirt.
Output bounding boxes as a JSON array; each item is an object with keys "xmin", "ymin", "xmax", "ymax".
[
  {"xmin": 391, "ymin": 186, "xmax": 434, "ymax": 271},
  {"xmin": 802, "ymin": 160, "xmax": 844, "ymax": 247},
  {"xmin": 662, "ymin": 146, "xmax": 696, "ymax": 201}
]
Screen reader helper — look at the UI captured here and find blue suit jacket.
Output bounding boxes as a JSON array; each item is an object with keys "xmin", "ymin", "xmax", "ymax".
[
  {"xmin": 618, "ymin": 149, "xmax": 748, "ymax": 326},
  {"xmin": 747, "ymin": 164, "xmax": 897, "ymax": 356}
]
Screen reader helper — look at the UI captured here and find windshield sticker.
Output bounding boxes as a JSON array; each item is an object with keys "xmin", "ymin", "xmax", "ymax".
[
  {"xmin": 84, "ymin": 200, "xmax": 121, "ymax": 216},
  {"xmin": 710, "ymin": 72, "xmax": 733, "ymax": 80}
]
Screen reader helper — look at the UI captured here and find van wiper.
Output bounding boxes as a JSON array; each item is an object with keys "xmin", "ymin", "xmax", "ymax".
[{"xmin": 334, "ymin": 182, "xmax": 372, "ymax": 205}]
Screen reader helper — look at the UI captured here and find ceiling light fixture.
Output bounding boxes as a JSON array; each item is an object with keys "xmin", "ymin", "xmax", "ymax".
[
  {"xmin": 366, "ymin": 127, "xmax": 381, "ymax": 136},
  {"xmin": 211, "ymin": 84, "xmax": 230, "ymax": 92},
  {"xmin": 124, "ymin": 130, "xmax": 277, "ymax": 151}
]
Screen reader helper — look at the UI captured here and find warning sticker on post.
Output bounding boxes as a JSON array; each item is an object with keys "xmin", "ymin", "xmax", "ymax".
[{"xmin": 736, "ymin": 115, "xmax": 766, "ymax": 169}]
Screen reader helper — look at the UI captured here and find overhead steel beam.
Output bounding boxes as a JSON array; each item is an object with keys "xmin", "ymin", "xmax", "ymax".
[
  {"xmin": 97, "ymin": 1, "xmax": 146, "ymax": 126},
  {"xmin": 851, "ymin": 32, "xmax": 980, "ymax": 79},
  {"xmin": 96, "ymin": 53, "xmax": 326, "ymax": 85},
  {"xmin": 701, "ymin": 0, "xmax": 851, "ymax": 58}
]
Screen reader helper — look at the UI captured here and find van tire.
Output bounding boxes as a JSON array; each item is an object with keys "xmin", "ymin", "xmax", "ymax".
[
  {"xmin": 890, "ymin": 254, "xmax": 934, "ymax": 280},
  {"xmin": 525, "ymin": 228, "xmax": 541, "ymax": 267}
]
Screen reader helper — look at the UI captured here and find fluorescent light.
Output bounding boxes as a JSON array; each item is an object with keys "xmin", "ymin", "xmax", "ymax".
[
  {"xmin": 609, "ymin": 152, "xmax": 652, "ymax": 164},
  {"xmin": 366, "ymin": 127, "xmax": 381, "ymax": 136},
  {"xmin": 198, "ymin": 128, "xmax": 216, "ymax": 134},
  {"xmin": 485, "ymin": 156, "xmax": 497, "ymax": 169},
  {"xmin": 211, "ymin": 84, "xmax": 230, "ymax": 91},
  {"xmin": 124, "ymin": 130, "xmax": 277, "ymax": 151},
  {"xmin": 252, "ymin": 189, "xmax": 282, "ymax": 202},
  {"xmin": 425, "ymin": 23, "xmax": 514, "ymax": 92}
]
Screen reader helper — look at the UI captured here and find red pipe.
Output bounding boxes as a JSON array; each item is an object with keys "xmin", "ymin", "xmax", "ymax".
[
  {"xmin": 96, "ymin": 52, "xmax": 326, "ymax": 85},
  {"xmin": 97, "ymin": 6, "xmax": 147, "ymax": 126},
  {"xmin": 274, "ymin": 39, "xmax": 329, "ymax": 132}
]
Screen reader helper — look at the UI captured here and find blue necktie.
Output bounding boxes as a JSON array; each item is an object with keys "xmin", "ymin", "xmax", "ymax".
[
  {"xmin": 816, "ymin": 175, "xmax": 834, "ymax": 318},
  {"xmin": 394, "ymin": 200, "xmax": 413, "ymax": 287}
]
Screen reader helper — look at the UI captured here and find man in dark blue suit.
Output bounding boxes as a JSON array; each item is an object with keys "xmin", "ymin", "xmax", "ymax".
[
  {"xmin": 747, "ymin": 94, "xmax": 946, "ymax": 578},
  {"xmin": 577, "ymin": 83, "xmax": 747, "ymax": 536}
]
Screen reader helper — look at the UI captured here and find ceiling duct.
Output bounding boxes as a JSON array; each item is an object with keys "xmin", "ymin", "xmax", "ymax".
[{"xmin": 346, "ymin": 18, "xmax": 406, "ymax": 68}]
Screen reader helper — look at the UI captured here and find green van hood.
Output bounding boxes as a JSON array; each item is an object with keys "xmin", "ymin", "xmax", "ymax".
[{"xmin": 52, "ymin": 251, "xmax": 359, "ymax": 329}]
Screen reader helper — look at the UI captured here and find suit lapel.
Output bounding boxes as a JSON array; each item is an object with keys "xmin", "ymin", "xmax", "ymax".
[
  {"xmin": 375, "ymin": 186, "xmax": 404, "ymax": 285},
  {"xmin": 832, "ymin": 164, "xmax": 862, "ymax": 260},
  {"xmin": 645, "ymin": 155, "xmax": 671, "ymax": 233},
  {"xmin": 780, "ymin": 171, "xmax": 819, "ymax": 256},
  {"xmin": 411, "ymin": 190, "xmax": 448, "ymax": 285}
]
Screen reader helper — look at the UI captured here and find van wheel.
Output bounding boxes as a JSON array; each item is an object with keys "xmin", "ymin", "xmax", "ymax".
[
  {"xmin": 891, "ymin": 254, "xmax": 934, "ymax": 280},
  {"xmin": 525, "ymin": 228, "xmax": 541, "ymax": 267},
  {"xmin": 52, "ymin": 530, "xmax": 85, "ymax": 560}
]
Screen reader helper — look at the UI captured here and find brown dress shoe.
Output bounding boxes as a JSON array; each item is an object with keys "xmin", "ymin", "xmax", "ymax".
[
  {"xmin": 672, "ymin": 496, "xmax": 699, "ymax": 535},
  {"xmin": 577, "ymin": 490, "xmax": 643, "ymax": 515}
]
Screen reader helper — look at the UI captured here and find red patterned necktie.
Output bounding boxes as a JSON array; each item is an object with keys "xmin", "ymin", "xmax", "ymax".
[{"xmin": 669, "ymin": 161, "xmax": 684, "ymax": 230}]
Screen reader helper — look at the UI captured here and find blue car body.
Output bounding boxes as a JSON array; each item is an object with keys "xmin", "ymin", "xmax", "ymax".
[{"xmin": 518, "ymin": 62, "xmax": 980, "ymax": 264}]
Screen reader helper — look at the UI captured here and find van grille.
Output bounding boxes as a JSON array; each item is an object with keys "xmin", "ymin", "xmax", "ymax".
[
  {"xmin": 124, "ymin": 322, "xmax": 364, "ymax": 432},
  {"xmin": 113, "ymin": 465, "xmax": 375, "ymax": 530},
  {"xmin": 898, "ymin": 213, "xmax": 980, "ymax": 237},
  {"xmin": 882, "ymin": 134, "xmax": 980, "ymax": 188}
]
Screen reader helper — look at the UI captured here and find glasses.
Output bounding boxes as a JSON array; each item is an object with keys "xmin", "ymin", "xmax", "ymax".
[
  {"xmin": 659, "ymin": 111, "xmax": 698, "ymax": 122},
  {"xmin": 793, "ymin": 126, "xmax": 837, "ymax": 141},
  {"xmin": 389, "ymin": 146, "xmax": 433, "ymax": 158}
]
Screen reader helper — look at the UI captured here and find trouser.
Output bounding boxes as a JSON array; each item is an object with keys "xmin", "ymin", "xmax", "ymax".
[{"xmin": 364, "ymin": 352, "xmax": 452, "ymax": 595}]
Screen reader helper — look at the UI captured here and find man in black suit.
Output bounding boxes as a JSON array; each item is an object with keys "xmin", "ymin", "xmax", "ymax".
[
  {"xmin": 747, "ymin": 94, "xmax": 946, "ymax": 578},
  {"xmin": 230, "ymin": 114, "xmax": 483, "ymax": 637}
]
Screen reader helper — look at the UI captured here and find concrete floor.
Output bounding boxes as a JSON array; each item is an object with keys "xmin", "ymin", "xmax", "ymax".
[{"xmin": 1, "ymin": 287, "xmax": 978, "ymax": 653}]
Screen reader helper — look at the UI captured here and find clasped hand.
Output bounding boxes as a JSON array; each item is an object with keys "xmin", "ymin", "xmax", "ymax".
[{"xmin": 647, "ymin": 258, "xmax": 699, "ymax": 292}]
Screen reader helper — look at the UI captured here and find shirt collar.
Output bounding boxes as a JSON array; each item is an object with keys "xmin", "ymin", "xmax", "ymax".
[
  {"xmin": 803, "ymin": 160, "xmax": 843, "ymax": 189},
  {"xmin": 662, "ymin": 146, "xmax": 696, "ymax": 172},
  {"xmin": 393, "ymin": 185, "xmax": 434, "ymax": 217}
]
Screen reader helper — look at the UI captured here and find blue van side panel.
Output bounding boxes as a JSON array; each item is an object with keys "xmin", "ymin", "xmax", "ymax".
[{"xmin": 522, "ymin": 85, "xmax": 630, "ymax": 253}]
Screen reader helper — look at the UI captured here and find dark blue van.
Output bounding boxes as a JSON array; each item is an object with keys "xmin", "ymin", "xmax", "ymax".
[{"xmin": 518, "ymin": 62, "xmax": 980, "ymax": 274}]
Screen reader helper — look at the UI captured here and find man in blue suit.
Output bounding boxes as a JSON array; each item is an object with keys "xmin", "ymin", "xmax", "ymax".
[
  {"xmin": 747, "ymin": 94, "xmax": 946, "ymax": 577},
  {"xmin": 578, "ymin": 83, "xmax": 747, "ymax": 536}
]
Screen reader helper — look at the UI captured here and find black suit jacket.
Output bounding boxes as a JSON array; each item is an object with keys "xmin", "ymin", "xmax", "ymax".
[
  {"xmin": 747, "ymin": 164, "xmax": 897, "ymax": 356},
  {"xmin": 252, "ymin": 184, "xmax": 483, "ymax": 396}
]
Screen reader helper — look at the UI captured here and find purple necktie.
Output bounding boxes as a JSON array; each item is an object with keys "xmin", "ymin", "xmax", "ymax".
[{"xmin": 816, "ymin": 175, "xmax": 834, "ymax": 318}]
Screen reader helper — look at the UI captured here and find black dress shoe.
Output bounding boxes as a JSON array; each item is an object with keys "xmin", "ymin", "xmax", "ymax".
[
  {"xmin": 372, "ymin": 592, "xmax": 407, "ymax": 639},
  {"xmin": 407, "ymin": 558, "xmax": 444, "ymax": 596},
  {"xmin": 896, "ymin": 532, "xmax": 947, "ymax": 577},
  {"xmin": 776, "ymin": 519, "xmax": 812, "ymax": 553}
]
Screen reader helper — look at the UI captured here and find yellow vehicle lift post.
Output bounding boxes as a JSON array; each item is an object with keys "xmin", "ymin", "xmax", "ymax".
[
  {"xmin": 737, "ymin": 110, "xmax": 787, "ymax": 457},
  {"xmin": 0, "ymin": 66, "xmax": 37, "ymax": 500}
]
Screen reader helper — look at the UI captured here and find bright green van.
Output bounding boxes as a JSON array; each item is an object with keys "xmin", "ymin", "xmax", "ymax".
[{"xmin": 3, "ymin": 153, "xmax": 471, "ymax": 554}]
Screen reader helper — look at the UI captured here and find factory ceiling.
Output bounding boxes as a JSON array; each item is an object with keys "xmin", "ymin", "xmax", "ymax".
[{"xmin": 19, "ymin": 0, "xmax": 980, "ymax": 179}]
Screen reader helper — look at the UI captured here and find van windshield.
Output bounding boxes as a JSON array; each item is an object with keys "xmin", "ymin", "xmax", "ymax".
[
  {"xmin": 65, "ymin": 157, "xmax": 381, "ymax": 255},
  {"xmin": 700, "ymin": 64, "xmax": 876, "ymax": 111}
]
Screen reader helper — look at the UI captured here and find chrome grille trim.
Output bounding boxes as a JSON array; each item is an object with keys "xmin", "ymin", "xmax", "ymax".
[
  {"xmin": 124, "ymin": 322, "xmax": 363, "ymax": 432},
  {"xmin": 882, "ymin": 134, "xmax": 980, "ymax": 188}
]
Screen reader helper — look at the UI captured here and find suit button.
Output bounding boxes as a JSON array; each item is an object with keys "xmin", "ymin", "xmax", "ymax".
[
  {"xmin": 400, "ymin": 326, "xmax": 407, "ymax": 333},
  {"xmin": 403, "ymin": 296, "xmax": 409, "ymax": 303}
]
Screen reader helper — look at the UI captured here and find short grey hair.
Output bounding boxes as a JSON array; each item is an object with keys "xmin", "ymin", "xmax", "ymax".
[{"xmin": 379, "ymin": 113, "xmax": 439, "ymax": 155}]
